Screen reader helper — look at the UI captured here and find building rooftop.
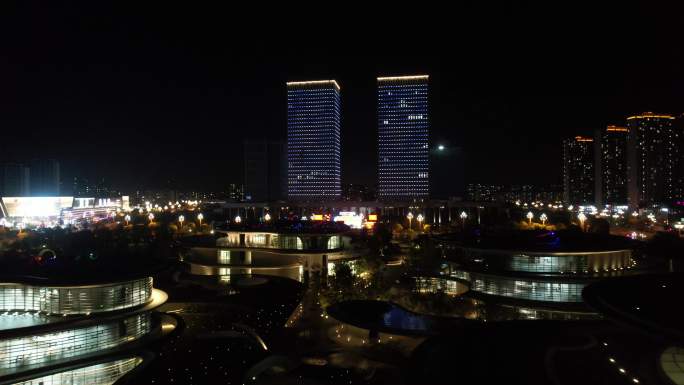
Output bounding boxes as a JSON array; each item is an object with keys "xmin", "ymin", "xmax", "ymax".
[
  {"xmin": 214, "ymin": 220, "xmax": 350, "ymax": 235},
  {"xmin": 377, "ymin": 75, "xmax": 429, "ymax": 82},
  {"xmin": 438, "ymin": 229, "xmax": 634, "ymax": 253},
  {"xmin": 626, "ymin": 112, "xmax": 675, "ymax": 120},
  {"xmin": 0, "ymin": 257, "xmax": 170, "ymax": 286},
  {"xmin": 286, "ymin": 80, "xmax": 340, "ymax": 91}
]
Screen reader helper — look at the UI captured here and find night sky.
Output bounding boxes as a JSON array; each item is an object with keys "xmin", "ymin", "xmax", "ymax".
[{"xmin": 2, "ymin": 4, "xmax": 683, "ymax": 193}]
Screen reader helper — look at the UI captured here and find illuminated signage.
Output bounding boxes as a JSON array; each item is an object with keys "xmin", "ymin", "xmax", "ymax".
[{"xmin": 1, "ymin": 197, "xmax": 73, "ymax": 218}]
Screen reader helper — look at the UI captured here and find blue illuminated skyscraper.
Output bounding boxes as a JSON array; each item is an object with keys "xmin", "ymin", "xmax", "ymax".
[
  {"xmin": 377, "ymin": 75, "xmax": 429, "ymax": 201},
  {"xmin": 287, "ymin": 80, "xmax": 341, "ymax": 201}
]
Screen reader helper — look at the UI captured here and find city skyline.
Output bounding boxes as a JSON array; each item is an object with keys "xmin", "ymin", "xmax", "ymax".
[{"xmin": 3, "ymin": 5, "xmax": 684, "ymax": 193}]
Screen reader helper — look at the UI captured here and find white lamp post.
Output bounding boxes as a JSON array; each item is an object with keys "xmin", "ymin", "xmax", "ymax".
[
  {"xmin": 540, "ymin": 213, "xmax": 548, "ymax": 226},
  {"xmin": 526, "ymin": 211, "xmax": 534, "ymax": 225},
  {"xmin": 578, "ymin": 212, "xmax": 587, "ymax": 230},
  {"xmin": 460, "ymin": 211, "xmax": 468, "ymax": 226},
  {"xmin": 235, "ymin": 215, "xmax": 242, "ymax": 224},
  {"xmin": 264, "ymin": 212, "xmax": 271, "ymax": 222},
  {"xmin": 417, "ymin": 213, "xmax": 424, "ymax": 231},
  {"xmin": 148, "ymin": 213, "xmax": 154, "ymax": 224},
  {"xmin": 197, "ymin": 213, "xmax": 204, "ymax": 228},
  {"xmin": 178, "ymin": 215, "xmax": 185, "ymax": 231},
  {"xmin": 124, "ymin": 214, "xmax": 131, "ymax": 226},
  {"xmin": 407, "ymin": 212, "xmax": 414, "ymax": 230}
]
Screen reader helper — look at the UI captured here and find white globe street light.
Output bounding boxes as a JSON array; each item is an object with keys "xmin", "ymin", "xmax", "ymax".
[
  {"xmin": 407, "ymin": 212, "xmax": 414, "ymax": 230},
  {"xmin": 264, "ymin": 213, "xmax": 271, "ymax": 222},
  {"xmin": 417, "ymin": 213, "xmax": 424, "ymax": 231},
  {"xmin": 526, "ymin": 211, "xmax": 534, "ymax": 225},
  {"xmin": 197, "ymin": 213, "xmax": 204, "ymax": 228},
  {"xmin": 235, "ymin": 215, "xmax": 242, "ymax": 224},
  {"xmin": 578, "ymin": 212, "xmax": 587, "ymax": 230},
  {"xmin": 178, "ymin": 215, "xmax": 185, "ymax": 231},
  {"xmin": 540, "ymin": 213, "xmax": 548, "ymax": 225},
  {"xmin": 460, "ymin": 211, "xmax": 468, "ymax": 226},
  {"xmin": 124, "ymin": 214, "xmax": 131, "ymax": 226},
  {"xmin": 148, "ymin": 213, "xmax": 155, "ymax": 224}
]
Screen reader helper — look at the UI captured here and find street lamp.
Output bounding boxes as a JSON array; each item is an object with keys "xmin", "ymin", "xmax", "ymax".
[
  {"xmin": 407, "ymin": 212, "xmax": 414, "ymax": 230},
  {"xmin": 417, "ymin": 213, "xmax": 424, "ymax": 231},
  {"xmin": 124, "ymin": 214, "xmax": 131, "ymax": 226},
  {"xmin": 526, "ymin": 211, "xmax": 534, "ymax": 225},
  {"xmin": 460, "ymin": 211, "xmax": 468, "ymax": 226},
  {"xmin": 578, "ymin": 212, "xmax": 587, "ymax": 230},
  {"xmin": 235, "ymin": 215, "xmax": 242, "ymax": 224},
  {"xmin": 197, "ymin": 213, "xmax": 204, "ymax": 228},
  {"xmin": 148, "ymin": 213, "xmax": 154, "ymax": 224},
  {"xmin": 264, "ymin": 212, "xmax": 271, "ymax": 222},
  {"xmin": 540, "ymin": 213, "xmax": 548, "ymax": 226},
  {"xmin": 178, "ymin": 215, "xmax": 185, "ymax": 231}
]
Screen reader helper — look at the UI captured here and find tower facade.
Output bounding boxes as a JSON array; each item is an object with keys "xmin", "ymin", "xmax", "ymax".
[
  {"xmin": 377, "ymin": 75, "xmax": 429, "ymax": 201},
  {"xmin": 286, "ymin": 80, "xmax": 342, "ymax": 201}
]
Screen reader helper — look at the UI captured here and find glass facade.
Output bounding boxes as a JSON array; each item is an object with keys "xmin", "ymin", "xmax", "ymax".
[
  {"xmin": 287, "ymin": 80, "xmax": 341, "ymax": 201},
  {"xmin": 0, "ymin": 313, "xmax": 150, "ymax": 373},
  {"xmin": 217, "ymin": 232, "xmax": 342, "ymax": 251},
  {"xmin": 377, "ymin": 75, "xmax": 429, "ymax": 200},
  {"xmin": 0, "ymin": 278, "xmax": 153, "ymax": 315},
  {"xmin": 15, "ymin": 356, "xmax": 142, "ymax": 385},
  {"xmin": 459, "ymin": 247, "xmax": 633, "ymax": 274},
  {"xmin": 414, "ymin": 277, "xmax": 469, "ymax": 296},
  {"xmin": 450, "ymin": 270, "xmax": 586, "ymax": 303}
]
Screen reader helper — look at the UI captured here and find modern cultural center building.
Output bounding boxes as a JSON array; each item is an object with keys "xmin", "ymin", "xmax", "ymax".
[
  {"xmin": 0, "ymin": 270, "xmax": 168, "ymax": 384},
  {"xmin": 438, "ymin": 230, "xmax": 640, "ymax": 310},
  {"xmin": 183, "ymin": 221, "xmax": 356, "ymax": 283}
]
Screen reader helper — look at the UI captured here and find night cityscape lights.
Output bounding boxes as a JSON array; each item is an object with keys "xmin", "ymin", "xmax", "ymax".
[
  {"xmin": 377, "ymin": 75, "xmax": 429, "ymax": 201},
  {"xmin": 286, "ymin": 80, "xmax": 342, "ymax": 201},
  {"xmin": 2, "ymin": 14, "xmax": 684, "ymax": 384}
]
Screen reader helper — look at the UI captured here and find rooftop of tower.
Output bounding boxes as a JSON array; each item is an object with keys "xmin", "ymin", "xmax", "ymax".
[
  {"xmin": 286, "ymin": 80, "xmax": 340, "ymax": 91},
  {"xmin": 626, "ymin": 112, "xmax": 674, "ymax": 120},
  {"xmin": 377, "ymin": 75, "xmax": 429, "ymax": 83}
]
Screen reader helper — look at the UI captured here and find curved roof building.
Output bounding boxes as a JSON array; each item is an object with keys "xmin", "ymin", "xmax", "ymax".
[
  {"xmin": 438, "ymin": 230, "xmax": 641, "ymax": 314},
  {"xmin": 0, "ymin": 272, "xmax": 168, "ymax": 384}
]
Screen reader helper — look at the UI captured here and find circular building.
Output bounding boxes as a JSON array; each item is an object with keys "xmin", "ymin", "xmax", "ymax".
[
  {"xmin": 0, "ymin": 271, "xmax": 167, "ymax": 384},
  {"xmin": 437, "ymin": 230, "xmax": 640, "ymax": 314},
  {"xmin": 184, "ymin": 221, "xmax": 358, "ymax": 283}
]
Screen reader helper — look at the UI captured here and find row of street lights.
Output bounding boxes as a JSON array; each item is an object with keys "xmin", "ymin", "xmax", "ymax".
[
  {"xmin": 525, "ymin": 211, "xmax": 587, "ymax": 228},
  {"xmin": 525, "ymin": 211, "xmax": 549, "ymax": 225},
  {"xmin": 405, "ymin": 211, "xmax": 470, "ymax": 229}
]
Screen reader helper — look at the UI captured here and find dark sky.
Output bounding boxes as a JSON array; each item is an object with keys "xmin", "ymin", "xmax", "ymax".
[{"xmin": 2, "ymin": 4, "xmax": 683, "ymax": 193}]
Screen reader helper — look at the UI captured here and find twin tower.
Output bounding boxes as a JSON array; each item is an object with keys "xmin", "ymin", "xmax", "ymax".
[{"xmin": 286, "ymin": 75, "xmax": 429, "ymax": 202}]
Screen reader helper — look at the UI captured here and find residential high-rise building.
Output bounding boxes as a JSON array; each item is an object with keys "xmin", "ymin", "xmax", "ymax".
[
  {"xmin": 595, "ymin": 125, "xmax": 629, "ymax": 205},
  {"xmin": 563, "ymin": 136, "xmax": 595, "ymax": 204},
  {"xmin": 1, "ymin": 163, "xmax": 30, "ymax": 196},
  {"xmin": 466, "ymin": 183, "xmax": 504, "ymax": 202},
  {"xmin": 626, "ymin": 112, "xmax": 679, "ymax": 207},
  {"xmin": 377, "ymin": 75, "xmax": 429, "ymax": 201},
  {"xmin": 286, "ymin": 80, "xmax": 341, "ymax": 201},
  {"xmin": 228, "ymin": 183, "xmax": 244, "ymax": 202},
  {"xmin": 72, "ymin": 177, "xmax": 91, "ymax": 197},
  {"xmin": 29, "ymin": 159, "xmax": 60, "ymax": 196},
  {"xmin": 244, "ymin": 140, "xmax": 286, "ymax": 202}
]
